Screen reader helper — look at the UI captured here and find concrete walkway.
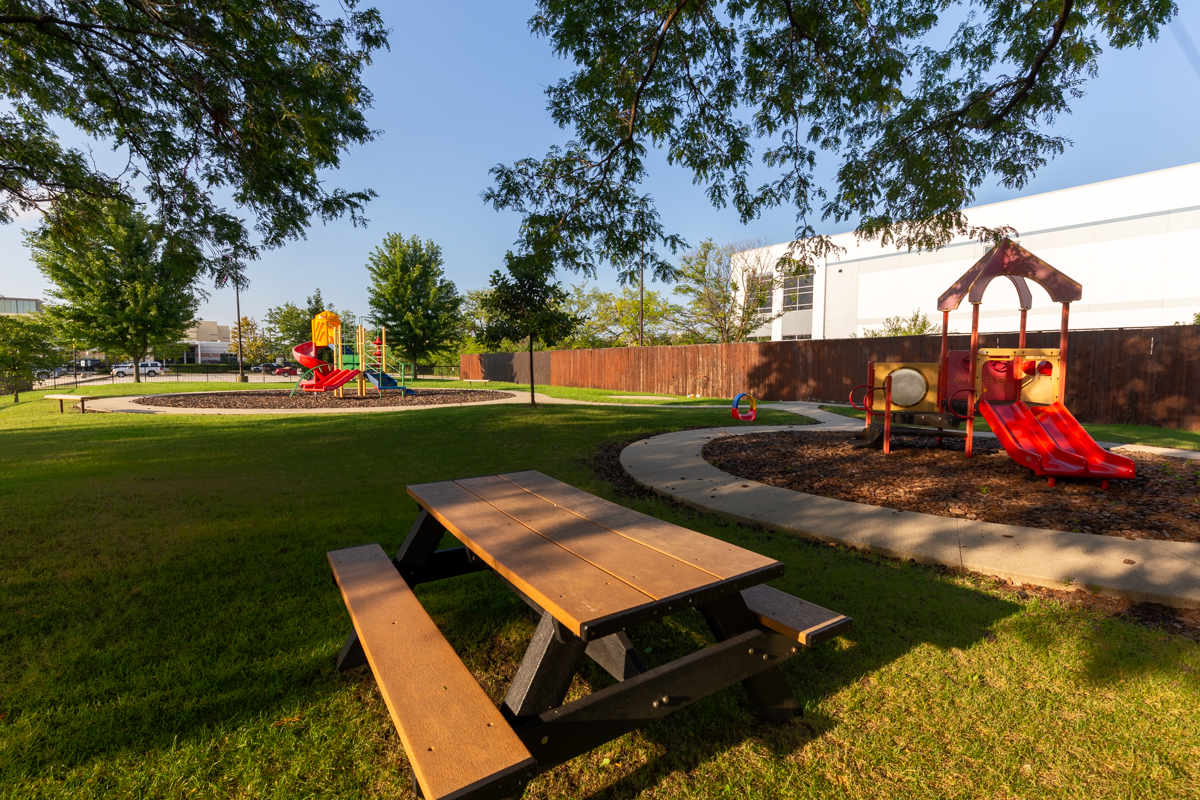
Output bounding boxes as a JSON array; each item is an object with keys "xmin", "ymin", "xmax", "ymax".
[{"xmin": 620, "ymin": 423, "xmax": 1200, "ymax": 607}]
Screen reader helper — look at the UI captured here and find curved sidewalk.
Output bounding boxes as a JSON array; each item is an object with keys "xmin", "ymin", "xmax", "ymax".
[{"xmin": 620, "ymin": 424, "xmax": 1200, "ymax": 607}]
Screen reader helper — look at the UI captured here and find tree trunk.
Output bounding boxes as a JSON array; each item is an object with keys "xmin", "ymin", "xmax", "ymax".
[{"xmin": 529, "ymin": 335, "xmax": 535, "ymax": 406}]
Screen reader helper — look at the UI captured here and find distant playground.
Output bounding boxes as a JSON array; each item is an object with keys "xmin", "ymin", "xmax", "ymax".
[{"xmin": 130, "ymin": 311, "xmax": 516, "ymax": 411}]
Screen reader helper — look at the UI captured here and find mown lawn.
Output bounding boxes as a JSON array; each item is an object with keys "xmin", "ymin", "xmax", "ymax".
[{"xmin": 1, "ymin": 387, "xmax": 1197, "ymax": 799}]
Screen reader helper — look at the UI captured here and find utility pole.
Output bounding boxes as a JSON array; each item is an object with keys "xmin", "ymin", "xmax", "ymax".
[
  {"xmin": 235, "ymin": 277, "xmax": 245, "ymax": 383},
  {"xmin": 639, "ymin": 240, "xmax": 645, "ymax": 347}
]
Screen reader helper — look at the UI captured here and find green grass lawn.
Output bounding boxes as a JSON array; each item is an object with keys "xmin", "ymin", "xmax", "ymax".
[
  {"xmin": 819, "ymin": 404, "xmax": 1200, "ymax": 451},
  {"xmin": 2, "ymin": 387, "xmax": 1197, "ymax": 799}
]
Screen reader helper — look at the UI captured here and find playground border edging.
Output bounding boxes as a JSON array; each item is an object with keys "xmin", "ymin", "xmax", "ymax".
[{"xmin": 620, "ymin": 425, "xmax": 1200, "ymax": 608}]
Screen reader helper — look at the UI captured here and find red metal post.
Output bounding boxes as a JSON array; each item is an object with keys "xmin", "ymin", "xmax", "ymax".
[
  {"xmin": 883, "ymin": 374, "xmax": 892, "ymax": 455},
  {"xmin": 1018, "ymin": 308, "xmax": 1028, "ymax": 349},
  {"xmin": 865, "ymin": 360, "xmax": 874, "ymax": 429},
  {"xmin": 966, "ymin": 303, "xmax": 980, "ymax": 459},
  {"xmin": 1058, "ymin": 302, "xmax": 1070, "ymax": 405},
  {"xmin": 937, "ymin": 309, "xmax": 949, "ymax": 447}
]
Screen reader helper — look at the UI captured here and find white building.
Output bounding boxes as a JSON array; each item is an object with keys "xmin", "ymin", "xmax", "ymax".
[
  {"xmin": 179, "ymin": 320, "xmax": 232, "ymax": 363},
  {"xmin": 746, "ymin": 162, "xmax": 1200, "ymax": 340}
]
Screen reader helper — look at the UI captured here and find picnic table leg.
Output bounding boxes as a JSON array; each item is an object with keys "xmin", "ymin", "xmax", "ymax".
[
  {"xmin": 503, "ymin": 612, "xmax": 587, "ymax": 719},
  {"xmin": 698, "ymin": 593, "xmax": 800, "ymax": 723},
  {"xmin": 80, "ymin": 398, "xmax": 86, "ymax": 414},
  {"xmin": 58, "ymin": 399, "xmax": 64, "ymax": 413}
]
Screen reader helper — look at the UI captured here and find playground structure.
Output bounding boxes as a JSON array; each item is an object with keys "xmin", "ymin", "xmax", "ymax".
[
  {"xmin": 849, "ymin": 238, "xmax": 1135, "ymax": 488},
  {"xmin": 291, "ymin": 311, "xmax": 414, "ymax": 396}
]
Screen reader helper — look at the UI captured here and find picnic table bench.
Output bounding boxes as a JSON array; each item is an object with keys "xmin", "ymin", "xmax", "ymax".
[
  {"xmin": 44, "ymin": 394, "xmax": 98, "ymax": 414},
  {"xmin": 462, "ymin": 379, "xmax": 491, "ymax": 388},
  {"xmin": 328, "ymin": 470, "xmax": 851, "ymax": 800}
]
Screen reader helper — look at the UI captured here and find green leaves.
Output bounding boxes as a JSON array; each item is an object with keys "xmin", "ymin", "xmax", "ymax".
[
  {"xmin": 490, "ymin": 0, "xmax": 1176, "ymax": 274},
  {"xmin": 366, "ymin": 233, "xmax": 462, "ymax": 368},
  {"xmin": 0, "ymin": 313, "xmax": 58, "ymax": 401},
  {"xmin": 27, "ymin": 199, "xmax": 203, "ymax": 371},
  {"xmin": 479, "ymin": 252, "xmax": 581, "ymax": 352},
  {"xmin": 0, "ymin": 0, "xmax": 388, "ymax": 273}
]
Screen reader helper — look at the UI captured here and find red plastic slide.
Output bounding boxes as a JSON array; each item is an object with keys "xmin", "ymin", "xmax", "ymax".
[
  {"xmin": 979, "ymin": 400, "xmax": 1135, "ymax": 481},
  {"xmin": 292, "ymin": 341, "xmax": 360, "ymax": 392}
]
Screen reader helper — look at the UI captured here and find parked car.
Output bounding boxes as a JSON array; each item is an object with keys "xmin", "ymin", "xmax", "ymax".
[
  {"xmin": 252, "ymin": 363, "xmax": 281, "ymax": 374},
  {"xmin": 112, "ymin": 361, "xmax": 166, "ymax": 378},
  {"xmin": 272, "ymin": 366, "xmax": 299, "ymax": 376},
  {"xmin": 34, "ymin": 365, "xmax": 74, "ymax": 380}
]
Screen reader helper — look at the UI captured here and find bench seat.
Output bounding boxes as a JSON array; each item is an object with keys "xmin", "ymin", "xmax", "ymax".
[
  {"xmin": 328, "ymin": 544, "xmax": 535, "ymax": 800},
  {"xmin": 742, "ymin": 584, "xmax": 852, "ymax": 647}
]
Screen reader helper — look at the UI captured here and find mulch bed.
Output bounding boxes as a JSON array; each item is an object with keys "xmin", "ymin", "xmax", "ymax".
[
  {"xmin": 134, "ymin": 388, "xmax": 514, "ymax": 409},
  {"xmin": 703, "ymin": 430, "xmax": 1200, "ymax": 543},
  {"xmin": 585, "ymin": 431, "xmax": 1200, "ymax": 639}
]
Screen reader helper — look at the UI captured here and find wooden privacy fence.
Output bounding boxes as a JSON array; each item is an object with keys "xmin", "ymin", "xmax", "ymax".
[{"xmin": 461, "ymin": 325, "xmax": 1200, "ymax": 429}]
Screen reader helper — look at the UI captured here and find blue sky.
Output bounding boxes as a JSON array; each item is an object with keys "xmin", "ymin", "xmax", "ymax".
[{"xmin": 4, "ymin": 3, "xmax": 1199, "ymax": 325}]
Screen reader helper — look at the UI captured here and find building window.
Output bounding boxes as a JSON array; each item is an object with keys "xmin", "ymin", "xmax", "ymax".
[
  {"xmin": 0, "ymin": 298, "xmax": 40, "ymax": 314},
  {"xmin": 781, "ymin": 334, "xmax": 812, "ymax": 340},
  {"xmin": 782, "ymin": 275, "xmax": 813, "ymax": 311},
  {"xmin": 747, "ymin": 273, "xmax": 774, "ymax": 315}
]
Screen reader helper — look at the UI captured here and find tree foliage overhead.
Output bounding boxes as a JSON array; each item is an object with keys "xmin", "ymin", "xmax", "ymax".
[
  {"xmin": 485, "ymin": 0, "xmax": 1176, "ymax": 274},
  {"xmin": 366, "ymin": 233, "xmax": 462, "ymax": 369},
  {"xmin": 0, "ymin": 0, "xmax": 388, "ymax": 271},
  {"xmin": 28, "ymin": 199, "xmax": 203, "ymax": 379}
]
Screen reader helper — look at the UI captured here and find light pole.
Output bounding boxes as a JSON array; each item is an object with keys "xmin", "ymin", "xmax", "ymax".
[
  {"xmin": 234, "ymin": 274, "xmax": 245, "ymax": 383},
  {"xmin": 639, "ymin": 240, "xmax": 645, "ymax": 347}
]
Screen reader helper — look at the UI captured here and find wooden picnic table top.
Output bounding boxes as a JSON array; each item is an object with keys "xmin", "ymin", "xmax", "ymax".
[{"xmin": 406, "ymin": 470, "xmax": 784, "ymax": 641}]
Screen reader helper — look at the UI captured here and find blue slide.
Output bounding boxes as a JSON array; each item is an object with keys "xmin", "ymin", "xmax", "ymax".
[{"xmin": 364, "ymin": 370, "xmax": 414, "ymax": 395}]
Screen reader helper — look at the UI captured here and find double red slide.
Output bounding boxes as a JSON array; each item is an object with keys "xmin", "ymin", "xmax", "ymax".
[
  {"xmin": 292, "ymin": 341, "xmax": 360, "ymax": 392},
  {"xmin": 979, "ymin": 400, "xmax": 1135, "ymax": 481}
]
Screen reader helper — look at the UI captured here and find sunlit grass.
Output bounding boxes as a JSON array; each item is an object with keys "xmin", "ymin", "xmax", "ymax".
[{"xmin": 1, "ymin": 389, "xmax": 1196, "ymax": 799}]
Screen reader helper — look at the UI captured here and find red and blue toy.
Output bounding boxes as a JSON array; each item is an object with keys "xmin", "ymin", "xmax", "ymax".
[{"xmin": 731, "ymin": 393, "xmax": 757, "ymax": 421}]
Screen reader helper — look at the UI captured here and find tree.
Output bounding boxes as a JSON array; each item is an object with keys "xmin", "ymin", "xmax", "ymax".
[
  {"xmin": 366, "ymin": 233, "xmax": 462, "ymax": 372},
  {"xmin": 862, "ymin": 310, "xmax": 944, "ymax": 338},
  {"xmin": 230, "ymin": 316, "xmax": 270, "ymax": 364},
  {"xmin": 0, "ymin": 314, "xmax": 57, "ymax": 402},
  {"xmin": 29, "ymin": 200, "xmax": 202, "ymax": 382},
  {"xmin": 480, "ymin": 252, "xmax": 581, "ymax": 405},
  {"xmin": 264, "ymin": 302, "xmax": 310, "ymax": 358},
  {"xmin": 565, "ymin": 284, "xmax": 679, "ymax": 348},
  {"xmin": 485, "ymin": 1, "xmax": 1176, "ymax": 276},
  {"xmin": 0, "ymin": 1, "xmax": 388, "ymax": 274},
  {"xmin": 671, "ymin": 239, "xmax": 783, "ymax": 344}
]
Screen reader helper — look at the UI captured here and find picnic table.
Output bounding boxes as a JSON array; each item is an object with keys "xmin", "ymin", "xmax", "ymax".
[
  {"xmin": 44, "ymin": 394, "xmax": 98, "ymax": 414},
  {"xmin": 462, "ymin": 378, "xmax": 491, "ymax": 388},
  {"xmin": 328, "ymin": 470, "xmax": 851, "ymax": 800}
]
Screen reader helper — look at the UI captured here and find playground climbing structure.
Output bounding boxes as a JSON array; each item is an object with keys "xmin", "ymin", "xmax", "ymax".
[{"xmin": 849, "ymin": 238, "xmax": 1135, "ymax": 487}]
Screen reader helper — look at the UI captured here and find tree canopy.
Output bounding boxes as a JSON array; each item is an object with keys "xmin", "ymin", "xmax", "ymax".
[
  {"xmin": 485, "ymin": 1, "xmax": 1177, "ymax": 276},
  {"xmin": 366, "ymin": 233, "xmax": 462, "ymax": 370},
  {"xmin": 0, "ymin": 0, "xmax": 388, "ymax": 272},
  {"xmin": 29, "ymin": 200, "xmax": 202, "ymax": 379},
  {"xmin": 672, "ymin": 239, "xmax": 781, "ymax": 343}
]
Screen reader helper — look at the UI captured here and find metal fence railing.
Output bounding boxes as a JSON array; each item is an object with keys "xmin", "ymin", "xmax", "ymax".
[{"xmin": 34, "ymin": 365, "xmax": 466, "ymax": 390}]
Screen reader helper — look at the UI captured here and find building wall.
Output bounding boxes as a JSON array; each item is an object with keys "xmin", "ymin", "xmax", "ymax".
[{"xmin": 744, "ymin": 162, "xmax": 1200, "ymax": 339}]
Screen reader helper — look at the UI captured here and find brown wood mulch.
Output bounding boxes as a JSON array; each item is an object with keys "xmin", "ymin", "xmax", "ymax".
[
  {"xmin": 585, "ymin": 431, "xmax": 1200, "ymax": 639},
  {"xmin": 703, "ymin": 430, "xmax": 1200, "ymax": 543},
  {"xmin": 133, "ymin": 388, "xmax": 514, "ymax": 409}
]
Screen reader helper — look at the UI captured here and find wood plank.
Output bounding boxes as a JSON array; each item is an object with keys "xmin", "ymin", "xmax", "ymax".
[
  {"xmin": 328, "ymin": 544, "xmax": 534, "ymax": 800},
  {"xmin": 497, "ymin": 471, "xmax": 780, "ymax": 580},
  {"xmin": 406, "ymin": 481, "xmax": 654, "ymax": 637},
  {"xmin": 741, "ymin": 584, "xmax": 852, "ymax": 647},
  {"xmin": 456, "ymin": 475, "xmax": 720, "ymax": 600}
]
